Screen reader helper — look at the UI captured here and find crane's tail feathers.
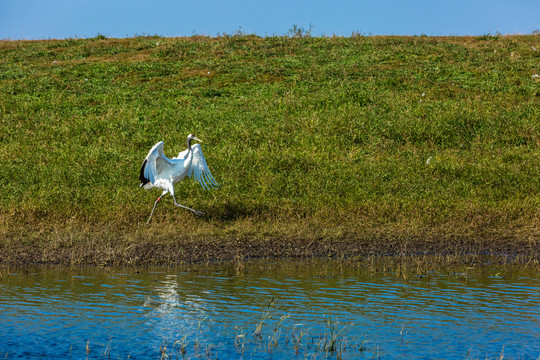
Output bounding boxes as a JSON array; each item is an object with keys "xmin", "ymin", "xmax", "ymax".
[
  {"xmin": 142, "ymin": 182, "xmax": 154, "ymax": 190},
  {"xmin": 139, "ymin": 159, "xmax": 153, "ymax": 188}
]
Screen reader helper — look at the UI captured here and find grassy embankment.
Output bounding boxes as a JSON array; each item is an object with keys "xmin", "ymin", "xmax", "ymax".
[{"xmin": 0, "ymin": 34, "xmax": 538, "ymax": 264}]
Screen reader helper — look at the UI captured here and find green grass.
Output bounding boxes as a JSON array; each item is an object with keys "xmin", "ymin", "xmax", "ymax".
[{"xmin": 0, "ymin": 35, "xmax": 538, "ymax": 251}]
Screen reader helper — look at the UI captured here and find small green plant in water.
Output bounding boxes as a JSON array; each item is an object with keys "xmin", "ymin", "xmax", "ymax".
[{"xmin": 253, "ymin": 295, "xmax": 274, "ymax": 338}]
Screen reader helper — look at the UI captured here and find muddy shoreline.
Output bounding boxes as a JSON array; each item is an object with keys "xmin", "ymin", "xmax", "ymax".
[{"xmin": 1, "ymin": 233, "xmax": 538, "ymax": 267}]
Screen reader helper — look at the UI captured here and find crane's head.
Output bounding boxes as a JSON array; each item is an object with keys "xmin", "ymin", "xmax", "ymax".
[{"xmin": 187, "ymin": 133, "xmax": 202, "ymax": 143}]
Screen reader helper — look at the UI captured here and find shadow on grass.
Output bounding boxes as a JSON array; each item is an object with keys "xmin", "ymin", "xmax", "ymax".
[{"xmin": 203, "ymin": 200, "xmax": 271, "ymax": 222}]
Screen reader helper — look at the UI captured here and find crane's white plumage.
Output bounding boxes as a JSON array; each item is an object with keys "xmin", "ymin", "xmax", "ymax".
[
  {"xmin": 177, "ymin": 144, "xmax": 219, "ymax": 190},
  {"xmin": 139, "ymin": 134, "xmax": 218, "ymax": 223}
]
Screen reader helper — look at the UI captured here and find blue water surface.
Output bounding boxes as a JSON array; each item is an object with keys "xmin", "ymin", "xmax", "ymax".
[{"xmin": 0, "ymin": 259, "xmax": 538, "ymax": 359}]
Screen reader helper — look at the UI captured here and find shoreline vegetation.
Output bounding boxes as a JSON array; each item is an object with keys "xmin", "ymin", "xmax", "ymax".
[{"xmin": 1, "ymin": 34, "xmax": 538, "ymax": 266}]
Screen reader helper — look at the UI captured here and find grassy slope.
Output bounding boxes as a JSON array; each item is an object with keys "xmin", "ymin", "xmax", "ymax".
[{"xmin": 0, "ymin": 35, "xmax": 538, "ymax": 256}]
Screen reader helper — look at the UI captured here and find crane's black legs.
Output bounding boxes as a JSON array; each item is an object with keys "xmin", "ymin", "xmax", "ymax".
[
  {"xmin": 146, "ymin": 191, "xmax": 168, "ymax": 224},
  {"xmin": 173, "ymin": 197, "xmax": 205, "ymax": 216},
  {"xmin": 146, "ymin": 191, "xmax": 205, "ymax": 223}
]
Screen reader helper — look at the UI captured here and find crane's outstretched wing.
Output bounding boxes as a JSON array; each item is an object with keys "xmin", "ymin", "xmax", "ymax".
[
  {"xmin": 139, "ymin": 141, "xmax": 175, "ymax": 189},
  {"xmin": 176, "ymin": 148, "xmax": 189, "ymax": 159},
  {"xmin": 186, "ymin": 144, "xmax": 219, "ymax": 190}
]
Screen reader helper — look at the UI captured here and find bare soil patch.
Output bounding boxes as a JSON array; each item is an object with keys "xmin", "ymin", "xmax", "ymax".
[{"xmin": 1, "ymin": 232, "xmax": 537, "ymax": 267}]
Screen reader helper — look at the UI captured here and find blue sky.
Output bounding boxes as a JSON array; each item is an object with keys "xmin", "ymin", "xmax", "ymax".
[{"xmin": 1, "ymin": 0, "xmax": 539, "ymax": 40}]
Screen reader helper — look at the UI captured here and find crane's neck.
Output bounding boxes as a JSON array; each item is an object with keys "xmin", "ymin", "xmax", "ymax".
[{"xmin": 184, "ymin": 138, "xmax": 193, "ymax": 160}]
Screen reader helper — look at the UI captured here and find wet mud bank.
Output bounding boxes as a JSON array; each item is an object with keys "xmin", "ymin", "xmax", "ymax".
[{"xmin": 1, "ymin": 233, "xmax": 538, "ymax": 267}]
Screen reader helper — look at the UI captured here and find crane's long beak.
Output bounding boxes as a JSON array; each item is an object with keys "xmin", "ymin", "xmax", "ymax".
[{"xmin": 194, "ymin": 136, "xmax": 202, "ymax": 142}]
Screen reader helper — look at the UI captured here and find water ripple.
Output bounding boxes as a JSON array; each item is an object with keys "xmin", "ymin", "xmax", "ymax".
[{"xmin": 0, "ymin": 261, "xmax": 538, "ymax": 359}]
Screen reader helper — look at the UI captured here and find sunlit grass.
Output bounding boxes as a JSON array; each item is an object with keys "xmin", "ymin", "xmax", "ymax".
[{"xmin": 0, "ymin": 34, "xmax": 538, "ymax": 254}]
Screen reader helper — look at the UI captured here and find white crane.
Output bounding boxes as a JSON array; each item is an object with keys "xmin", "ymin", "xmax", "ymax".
[{"xmin": 139, "ymin": 134, "xmax": 219, "ymax": 223}]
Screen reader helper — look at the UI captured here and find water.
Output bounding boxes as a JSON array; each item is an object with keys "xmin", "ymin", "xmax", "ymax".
[{"xmin": 0, "ymin": 259, "xmax": 538, "ymax": 359}]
